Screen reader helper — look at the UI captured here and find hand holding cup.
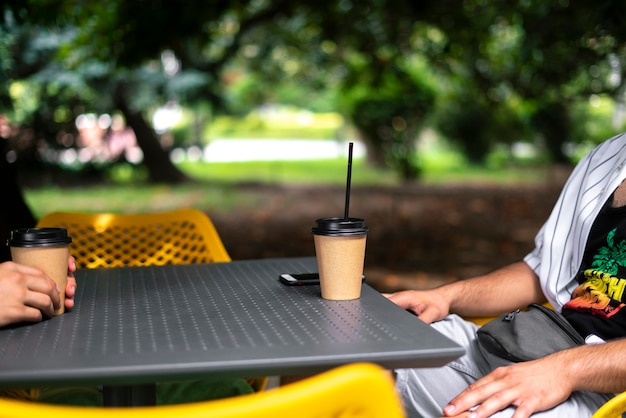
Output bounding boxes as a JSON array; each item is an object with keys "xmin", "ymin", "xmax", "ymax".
[{"xmin": 7, "ymin": 228, "xmax": 72, "ymax": 316}]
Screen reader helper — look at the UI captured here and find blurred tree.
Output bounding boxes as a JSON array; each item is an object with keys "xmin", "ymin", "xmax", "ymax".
[
  {"xmin": 2, "ymin": 0, "xmax": 434, "ymax": 181},
  {"xmin": 223, "ymin": 0, "xmax": 439, "ymax": 171},
  {"xmin": 4, "ymin": 0, "xmax": 626, "ymax": 182},
  {"xmin": 344, "ymin": 66, "xmax": 435, "ymax": 180},
  {"xmin": 415, "ymin": 0, "xmax": 626, "ymax": 162}
]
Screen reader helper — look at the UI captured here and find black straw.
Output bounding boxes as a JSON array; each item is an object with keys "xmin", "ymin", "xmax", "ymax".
[{"xmin": 344, "ymin": 142, "xmax": 353, "ymax": 220}]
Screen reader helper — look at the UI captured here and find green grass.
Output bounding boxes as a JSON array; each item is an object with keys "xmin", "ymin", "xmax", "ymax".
[
  {"xmin": 24, "ymin": 183, "xmax": 261, "ymax": 219},
  {"xmin": 178, "ymin": 158, "xmax": 399, "ymax": 185},
  {"xmin": 180, "ymin": 154, "xmax": 550, "ymax": 186},
  {"xmin": 419, "ymin": 164, "xmax": 549, "ymax": 184},
  {"xmin": 23, "ymin": 155, "xmax": 552, "ymax": 217}
]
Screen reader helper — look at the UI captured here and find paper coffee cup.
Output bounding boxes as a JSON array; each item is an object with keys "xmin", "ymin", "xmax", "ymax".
[
  {"xmin": 7, "ymin": 228, "xmax": 72, "ymax": 315},
  {"xmin": 312, "ymin": 217, "xmax": 368, "ymax": 300}
]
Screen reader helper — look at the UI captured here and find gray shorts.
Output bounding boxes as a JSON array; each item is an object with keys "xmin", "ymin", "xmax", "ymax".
[{"xmin": 394, "ymin": 314, "xmax": 613, "ymax": 418}]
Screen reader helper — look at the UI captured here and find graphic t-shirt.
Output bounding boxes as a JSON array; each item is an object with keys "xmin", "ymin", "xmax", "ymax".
[{"xmin": 561, "ymin": 193, "xmax": 626, "ymax": 340}]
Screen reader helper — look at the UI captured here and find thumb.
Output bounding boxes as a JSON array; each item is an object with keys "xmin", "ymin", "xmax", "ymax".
[{"xmin": 414, "ymin": 306, "xmax": 443, "ymax": 325}]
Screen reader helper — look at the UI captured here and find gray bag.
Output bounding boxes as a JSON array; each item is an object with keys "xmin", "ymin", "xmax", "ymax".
[{"xmin": 476, "ymin": 303, "xmax": 585, "ymax": 362}]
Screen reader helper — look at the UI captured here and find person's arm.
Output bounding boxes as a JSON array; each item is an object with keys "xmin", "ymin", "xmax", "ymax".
[
  {"xmin": 384, "ymin": 261, "xmax": 545, "ymax": 324},
  {"xmin": 443, "ymin": 339, "xmax": 626, "ymax": 418}
]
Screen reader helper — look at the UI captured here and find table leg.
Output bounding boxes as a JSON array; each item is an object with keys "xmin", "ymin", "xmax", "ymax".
[{"xmin": 103, "ymin": 383, "xmax": 157, "ymax": 407}]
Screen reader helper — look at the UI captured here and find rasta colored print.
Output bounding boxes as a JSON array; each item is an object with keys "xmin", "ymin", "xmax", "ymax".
[
  {"xmin": 564, "ymin": 228, "xmax": 626, "ymax": 318},
  {"xmin": 566, "ymin": 270, "xmax": 626, "ymax": 318}
]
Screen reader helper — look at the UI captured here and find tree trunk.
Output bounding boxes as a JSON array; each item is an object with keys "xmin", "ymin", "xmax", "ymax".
[
  {"xmin": 532, "ymin": 101, "xmax": 570, "ymax": 165},
  {"xmin": 114, "ymin": 82, "xmax": 189, "ymax": 184}
]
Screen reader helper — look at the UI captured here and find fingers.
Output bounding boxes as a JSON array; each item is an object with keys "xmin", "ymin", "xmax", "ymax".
[
  {"xmin": 23, "ymin": 289, "xmax": 57, "ymax": 318},
  {"xmin": 0, "ymin": 262, "xmax": 60, "ymax": 326},
  {"xmin": 0, "ymin": 257, "xmax": 80, "ymax": 327},
  {"xmin": 14, "ymin": 264, "xmax": 61, "ymax": 314},
  {"xmin": 442, "ymin": 363, "xmax": 563, "ymax": 418},
  {"xmin": 444, "ymin": 379, "xmax": 490, "ymax": 417},
  {"xmin": 413, "ymin": 308, "xmax": 440, "ymax": 325},
  {"xmin": 65, "ymin": 257, "xmax": 77, "ymax": 310},
  {"xmin": 383, "ymin": 290, "xmax": 446, "ymax": 324},
  {"xmin": 444, "ymin": 367, "xmax": 527, "ymax": 418},
  {"xmin": 1, "ymin": 305, "xmax": 45, "ymax": 326},
  {"xmin": 64, "ymin": 277, "xmax": 76, "ymax": 310},
  {"xmin": 68, "ymin": 255, "xmax": 77, "ymax": 273},
  {"xmin": 383, "ymin": 290, "xmax": 419, "ymax": 310}
]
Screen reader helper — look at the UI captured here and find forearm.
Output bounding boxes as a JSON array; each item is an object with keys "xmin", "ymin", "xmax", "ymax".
[
  {"xmin": 561, "ymin": 339, "xmax": 626, "ymax": 394},
  {"xmin": 442, "ymin": 261, "xmax": 545, "ymax": 318}
]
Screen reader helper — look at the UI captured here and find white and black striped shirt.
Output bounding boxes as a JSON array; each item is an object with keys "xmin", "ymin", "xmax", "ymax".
[{"xmin": 524, "ymin": 133, "xmax": 626, "ymax": 309}]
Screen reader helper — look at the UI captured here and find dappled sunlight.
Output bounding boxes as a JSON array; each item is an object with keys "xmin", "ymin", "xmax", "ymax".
[
  {"xmin": 35, "ymin": 113, "xmax": 144, "ymax": 166},
  {"xmin": 91, "ymin": 214, "xmax": 117, "ymax": 232}
]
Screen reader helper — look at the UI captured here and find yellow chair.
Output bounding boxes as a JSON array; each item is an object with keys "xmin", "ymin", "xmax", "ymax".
[
  {"xmin": 592, "ymin": 392, "xmax": 626, "ymax": 418},
  {"xmin": 37, "ymin": 208, "xmax": 231, "ymax": 269},
  {"xmin": 465, "ymin": 302, "xmax": 556, "ymax": 327},
  {"xmin": 0, "ymin": 363, "xmax": 405, "ymax": 418},
  {"xmin": 36, "ymin": 208, "xmax": 265, "ymax": 392}
]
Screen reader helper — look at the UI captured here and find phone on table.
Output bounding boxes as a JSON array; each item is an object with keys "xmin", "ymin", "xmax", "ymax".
[{"xmin": 279, "ymin": 273, "xmax": 366, "ymax": 286}]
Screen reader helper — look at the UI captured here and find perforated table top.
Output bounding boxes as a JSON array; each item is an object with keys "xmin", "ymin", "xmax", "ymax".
[{"xmin": 0, "ymin": 257, "xmax": 463, "ymax": 389}]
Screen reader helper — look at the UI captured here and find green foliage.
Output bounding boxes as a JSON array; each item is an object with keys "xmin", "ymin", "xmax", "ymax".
[
  {"xmin": 570, "ymin": 95, "xmax": 626, "ymax": 146},
  {"xmin": 530, "ymin": 101, "xmax": 572, "ymax": 164},
  {"xmin": 105, "ymin": 163, "xmax": 149, "ymax": 184},
  {"xmin": 436, "ymin": 98, "xmax": 494, "ymax": 165},
  {"xmin": 436, "ymin": 89, "xmax": 531, "ymax": 165},
  {"xmin": 414, "ymin": 0, "xmax": 626, "ymax": 163},
  {"xmin": 225, "ymin": 71, "xmax": 338, "ymax": 115},
  {"xmin": 343, "ymin": 65, "xmax": 436, "ymax": 180},
  {"xmin": 5, "ymin": 0, "xmax": 626, "ymax": 185}
]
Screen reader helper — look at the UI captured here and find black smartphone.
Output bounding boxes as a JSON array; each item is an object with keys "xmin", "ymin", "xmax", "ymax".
[{"xmin": 279, "ymin": 273, "xmax": 366, "ymax": 286}]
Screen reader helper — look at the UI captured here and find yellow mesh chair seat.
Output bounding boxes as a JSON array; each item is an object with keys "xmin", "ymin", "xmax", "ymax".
[
  {"xmin": 0, "ymin": 363, "xmax": 405, "ymax": 418},
  {"xmin": 36, "ymin": 208, "xmax": 231, "ymax": 269}
]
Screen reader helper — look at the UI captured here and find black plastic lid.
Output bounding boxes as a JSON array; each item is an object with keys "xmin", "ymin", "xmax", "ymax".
[
  {"xmin": 311, "ymin": 217, "xmax": 368, "ymax": 237},
  {"xmin": 7, "ymin": 228, "xmax": 72, "ymax": 248}
]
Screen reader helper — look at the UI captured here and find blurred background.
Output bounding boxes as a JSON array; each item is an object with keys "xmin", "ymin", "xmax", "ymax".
[{"xmin": 2, "ymin": 0, "xmax": 626, "ymax": 291}]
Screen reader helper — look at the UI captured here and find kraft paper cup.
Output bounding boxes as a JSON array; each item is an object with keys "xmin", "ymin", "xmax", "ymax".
[
  {"xmin": 312, "ymin": 217, "xmax": 368, "ymax": 300},
  {"xmin": 8, "ymin": 228, "xmax": 72, "ymax": 315}
]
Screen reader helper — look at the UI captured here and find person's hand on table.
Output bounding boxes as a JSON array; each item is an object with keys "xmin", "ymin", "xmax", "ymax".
[
  {"xmin": 383, "ymin": 289, "xmax": 451, "ymax": 324},
  {"xmin": 0, "ymin": 256, "xmax": 77, "ymax": 327}
]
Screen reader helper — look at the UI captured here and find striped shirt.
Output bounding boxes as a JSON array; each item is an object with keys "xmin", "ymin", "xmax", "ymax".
[{"xmin": 524, "ymin": 133, "xmax": 626, "ymax": 309}]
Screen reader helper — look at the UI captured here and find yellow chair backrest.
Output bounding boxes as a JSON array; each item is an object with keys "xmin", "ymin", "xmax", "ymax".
[
  {"xmin": 37, "ymin": 209, "xmax": 231, "ymax": 269},
  {"xmin": 0, "ymin": 363, "xmax": 405, "ymax": 418}
]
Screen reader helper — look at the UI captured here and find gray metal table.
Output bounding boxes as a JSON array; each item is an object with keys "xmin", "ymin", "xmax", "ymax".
[{"xmin": 0, "ymin": 257, "xmax": 464, "ymax": 406}]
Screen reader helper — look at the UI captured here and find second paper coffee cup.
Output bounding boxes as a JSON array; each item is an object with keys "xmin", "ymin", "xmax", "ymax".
[
  {"xmin": 312, "ymin": 217, "xmax": 368, "ymax": 300},
  {"xmin": 7, "ymin": 228, "xmax": 72, "ymax": 315}
]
